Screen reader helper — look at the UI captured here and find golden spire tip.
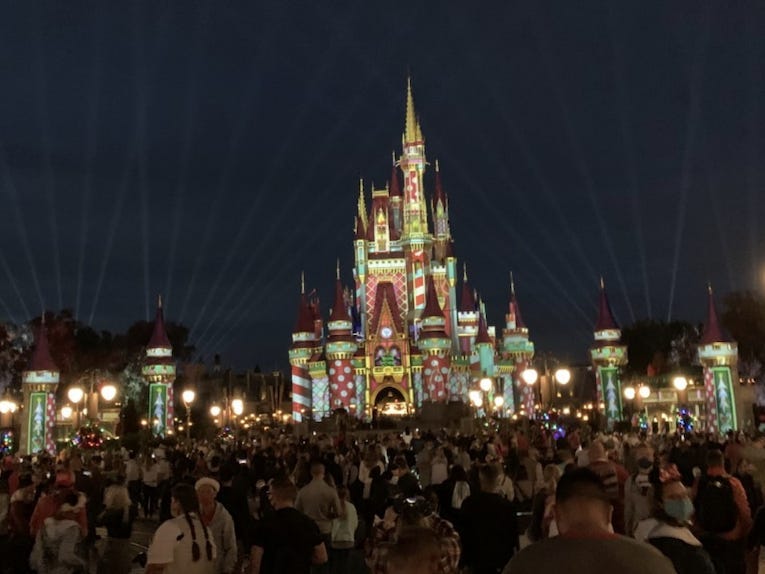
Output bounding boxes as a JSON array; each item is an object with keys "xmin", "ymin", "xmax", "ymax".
[
  {"xmin": 463, "ymin": 262, "xmax": 468, "ymax": 283},
  {"xmin": 336, "ymin": 259, "xmax": 340, "ymax": 281},
  {"xmin": 510, "ymin": 271, "xmax": 515, "ymax": 296},
  {"xmin": 300, "ymin": 271, "xmax": 305, "ymax": 295},
  {"xmin": 599, "ymin": 276, "xmax": 605, "ymax": 290}
]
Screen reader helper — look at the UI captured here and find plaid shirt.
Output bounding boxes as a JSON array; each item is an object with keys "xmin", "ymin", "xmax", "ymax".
[{"xmin": 365, "ymin": 514, "xmax": 461, "ymax": 574}]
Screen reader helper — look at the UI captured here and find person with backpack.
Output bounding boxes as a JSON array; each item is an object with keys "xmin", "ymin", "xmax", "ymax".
[
  {"xmin": 588, "ymin": 440, "xmax": 628, "ymax": 534},
  {"xmin": 693, "ymin": 448, "xmax": 752, "ymax": 574},
  {"xmin": 625, "ymin": 443, "xmax": 656, "ymax": 536},
  {"xmin": 29, "ymin": 492, "xmax": 87, "ymax": 574},
  {"xmin": 634, "ymin": 464, "xmax": 715, "ymax": 574}
]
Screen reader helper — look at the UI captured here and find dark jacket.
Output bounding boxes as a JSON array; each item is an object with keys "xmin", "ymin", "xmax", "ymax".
[{"xmin": 459, "ymin": 491, "xmax": 519, "ymax": 574}]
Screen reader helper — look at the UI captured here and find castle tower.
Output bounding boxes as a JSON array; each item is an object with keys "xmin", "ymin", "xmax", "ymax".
[
  {"xmin": 20, "ymin": 318, "xmax": 59, "ymax": 455},
  {"xmin": 697, "ymin": 285, "xmax": 738, "ymax": 433},
  {"xmin": 498, "ymin": 273, "xmax": 535, "ymax": 415},
  {"xmin": 590, "ymin": 279, "xmax": 628, "ymax": 429},
  {"xmin": 326, "ymin": 263, "xmax": 358, "ymax": 411},
  {"xmin": 457, "ymin": 264, "xmax": 479, "ymax": 355},
  {"xmin": 431, "ymin": 160, "xmax": 452, "ymax": 263},
  {"xmin": 399, "ymin": 78, "xmax": 432, "ymax": 317},
  {"xmin": 418, "ymin": 276, "xmax": 451, "ymax": 403},
  {"xmin": 142, "ymin": 296, "xmax": 176, "ymax": 437},
  {"xmin": 474, "ymin": 311, "xmax": 497, "ymax": 405},
  {"xmin": 289, "ymin": 274, "xmax": 316, "ymax": 422}
]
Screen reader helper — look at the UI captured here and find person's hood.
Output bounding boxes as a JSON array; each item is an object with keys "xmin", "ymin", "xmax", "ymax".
[{"xmin": 42, "ymin": 516, "xmax": 81, "ymax": 540}]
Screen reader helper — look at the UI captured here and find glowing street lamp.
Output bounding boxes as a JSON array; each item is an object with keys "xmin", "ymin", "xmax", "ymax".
[
  {"xmin": 61, "ymin": 405, "xmax": 73, "ymax": 420},
  {"xmin": 210, "ymin": 405, "xmax": 222, "ymax": 418},
  {"xmin": 182, "ymin": 390, "xmax": 196, "ymax": 443},
  {"xmin": 479, "ymin": 376, "xmax": 493, "ymax": 393},
  {"xmin": 638, "ymin": 385, "xmax": 651, "ymax": 399},
  {"xmin": 0, "ymin": 400, "xmax": 17, "ymax": 414},
  {"xmin": 231, "ymin": 398, "xmax": 244, "ymax": 416},
  {"xmin": 468, "ymin": 390, "xmax": 481, "ymax": 405},
  {"xmin": 521, "ymin": 368, "xmax": 538, "ymax": 385},
  {"xmin": 554, "ymin": 368, "xmax": 571, "ymax": 385},
  {"xmin": 623, "ymin": 386, "xmax": 636, "ymax": 400},
  {"xmin": 673, "ymin": 376, "xmax": 688, "ymax": 391},
  {"xmin": 493, "ymin": 395, "xmax": 504, "ymax": 409},
  {"xmin": 100, "ymin": 384, "xmax": 117, "ymax": 402},
  {"xmin": 68, "ymin": 386, "xmax": 85, "ymax": 427}
]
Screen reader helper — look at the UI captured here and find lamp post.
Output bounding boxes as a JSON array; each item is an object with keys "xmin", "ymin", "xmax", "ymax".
[
  {"xmin": 99, "ymin": 384, "xmax": 117, "ymax": 423},
  {"xmin": 182, "ymin": 389, "xmax": 196, "ymax": 443},
  {"xmin": 67, "ymin": 386, "xmax": 85, "ymax": 429},
  {"xmin": 521, "ymin": 368, "xmax": 538, "ymax": 417},
  {"xmin": 673, "ymin": 376, "xmax": 688, "ymax": 431},
  {"xmin": 553, "ymin": 367, "xmax": 571, "ymax": 409},
  {"xmin": 0, "ymin": 398, "xmax": 17, "ymax": 429}
]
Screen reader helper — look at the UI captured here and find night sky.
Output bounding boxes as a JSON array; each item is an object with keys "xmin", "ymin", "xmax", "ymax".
[{"xmin": 0, "ymin": 2, "xmax": 763, "ymax": 369}]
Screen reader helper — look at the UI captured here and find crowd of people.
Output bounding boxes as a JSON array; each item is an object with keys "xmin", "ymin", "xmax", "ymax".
[{"xmin": 1, "ymin": 424, "xmax": 765, "ymax": 573}]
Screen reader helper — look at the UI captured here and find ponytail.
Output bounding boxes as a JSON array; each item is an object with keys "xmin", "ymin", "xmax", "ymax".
[{"xmin": 184, "ymin": 512, "xmax": 201, "ymax": 561}]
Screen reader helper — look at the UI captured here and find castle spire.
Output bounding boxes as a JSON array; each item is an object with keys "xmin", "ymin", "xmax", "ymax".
[
  {"xmin": 294, "ymin": 275, "xmax": 314, "ymax": 334},
  {"xmin": 595, "ymin": 279, "xmax": 619, "ymax": 332},
  {"xmin": 700, "ymin": 284, "xmax": 730, "ymax": 344},
  {"xmin": 509, "ymin": 273, "xmax": 527, "ymax": 330},
  {"xmin": 28, "ymin": 318, "xmax": 58, "ymax": 373},
  {"xmin": 475, "ymin": 311, "xmax": 492, "ymax": 344},
  {"xmin": 421, "ymin": 275, "xmax": 444, "ymax": 319},
  {"xmin": 404, "ymin": 75, "xmax": 423, "ymax": 143},
  {"xmin": 460, "ymin": 265, "xmax": 476, "ymax": 312},
  {"xmin": 148, "ymin": 295, "xmax": 172, "ymax": 350}
]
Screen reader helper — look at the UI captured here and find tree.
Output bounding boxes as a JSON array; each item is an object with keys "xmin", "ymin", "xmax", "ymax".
[
  {"xmin": 720, "ymin": 291, "xmax": 765, "ymax": 379},
  {"xmin": 621, "ymin": 320, "xmax": 699, "ymax": 377}
]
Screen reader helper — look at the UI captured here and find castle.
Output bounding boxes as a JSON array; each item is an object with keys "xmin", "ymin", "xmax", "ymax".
[{"xmin": 289, "ymin": 80, "xmax": 535, "ymax": 422}]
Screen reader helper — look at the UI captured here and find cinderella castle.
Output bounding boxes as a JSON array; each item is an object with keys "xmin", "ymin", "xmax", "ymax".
[{"xmin": 289, "ymin": 79, "xmax": 536, "ymax": 423}]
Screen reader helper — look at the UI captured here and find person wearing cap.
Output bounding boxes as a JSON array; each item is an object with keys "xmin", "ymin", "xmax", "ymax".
[
  {"xmin": 29, "ymin": 471, "xmax": 87, "ymax": 538},
  {"xmin": 29, "ymin": 491, "xmax": 88, "ymax": 574},
  {"xmin": 196, "ymin": 476, "xmax": 237, "ymax": 574},
  {"xmin": 502, "ymin": 468, "xmax": 676, "ymax": 574}
]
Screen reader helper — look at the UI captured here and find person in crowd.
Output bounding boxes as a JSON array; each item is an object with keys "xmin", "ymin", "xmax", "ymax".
[
  {"xmin": 30, "ymin": 471, "xmax": 87, "ymax": 538},
  {"xmin": 29, "ymin": 491, "xmax": 87, "ymax": 574},
  {"xmin": 295, "ymin": 461, "xmax": 341, "ymax": 566},
  {"xmin": 383, "ymin": 525, "xmax": 442, "ymax": 574},
  {"xmin": 625, "ymin": 443, "xmax": 656, "ymax": 536},
  {"xmin": 694, "ymin": 448, "xmax": 752, "ymax": 574},
  {"xmin": 250, "ymin": 475, "xmax": 327, "ymax": 574},
  {"xmin": 330, "ymin": 485, "xmax": 358, "ymax": 574},
  {"xmin": 634, "ymin": 465, "xmax": 715, "ymax": 574},
  {"xmin": 392, "ymin": 455, "xmax": 421, "ymax": 498},
  {"xmin": 460, "ymin": 463, "xmax": 519, "ymax": 574},
  {"xmin": 527, "ymin": 464, "xmax": 559, "ymax": 542},
  {"xmin": 366, "ymin": 495, "xmax": 461, "ymax": 574},
  {"xmin": 125, "ymin": 451, "xmax": 142, "ymax": 506},
  {"xmin": 437, "ymin": 464, "xmax": 470, "ymax": 528},
  {"xmin": 195, "ymin": 477, "xmax": 237, "ymax": 574},
  {"xmin": 588, "ymin": 440, "xmax": 628, "ymax": 534},
  {"xmin": 218, "ymin": 464, "xmax": 253, "ymax": 551},
  {"xmin": 502, "ymin": 468, "xmax": 676, "ymax": 574},
  {"xmin": 142, "ymin": 453, "xmax": 160, "ymax": 518},
  {"xmin": 496, "ymin": 461, "xmax": 516, "ymax": 501},
  {"xmin": 145, "ymin": 483, "xmax": 217, "ymax": 574},
  {"xmin": 9, "ymin": 474, "xmax": 36, "ymax": 574},
  {"xmin": 97, "ymin": 475, "xmax": 135, "ymax": 574},
  {"xmin": 430, "ymin": 447, "xmax": 448, "ymax": 486}
]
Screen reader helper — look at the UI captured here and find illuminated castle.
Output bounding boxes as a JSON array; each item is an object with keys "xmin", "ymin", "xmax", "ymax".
[{"xmin": 290, "ymin": 79, "xmax": 535, "ymax": 422}]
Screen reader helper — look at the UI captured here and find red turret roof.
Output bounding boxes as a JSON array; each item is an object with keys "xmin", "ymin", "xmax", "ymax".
[
  {"xmin": 148, "ymin": 296, "xmax": 172, "ymax": 349},
  {"xmin": 28, "ymin": 320, "xmax": 58, "ymax": 372},
  {"xmin": 421, "ymin": 276, "xmax": 444, "ymax": 319},
  {"xmin": 459, "ymin": 270, "xmax": 476, "ymax": 313},
  {"xmin": 475, "ymin": 312, "xmax": 492, "ymax": 344},
  {"xmin": 389, "ymin": 157, "xmax": 402, "ymax": 198},
  {"xmin": 595, "ymin": 280, "xmax": 619, "ymax": 331},
  {"xmin": 294, "ymin": 276, "xmax": 315, "ymax": 333},
  {"xmin": 330, "ymin": 277, "xmax": 352, "ymax": 323},
  {"xmin": 369, "ymin": 282, "xmax": 404, "ymax": 334},
  {"xmin": 700, "ymin": 286, "xmax": 731, "ymax": 345},
  {"xmin": 354, "ymin": 215, "xmax": 365, "ymax": 240}
]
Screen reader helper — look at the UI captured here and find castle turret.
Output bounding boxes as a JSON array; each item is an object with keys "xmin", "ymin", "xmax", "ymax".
[
  {"xmin": 431, "ymin": 160, "xmax": 452, "ymax": 263},
  {"xmin": 698, "ymin": 285, "xmax": 738, "ymax": 433},
  {"xmin": 499, "ymin": 273, "xmax": 535, "ymax": 416},
  {"xmin": 20, "ymin": 317, "xmax": 59, "ymax": 455},
  {"xmin": 289, "ymin": 274, "xmax": 316, "ymax": 422},
  {"xmin": 389, "ymin": 153, "xmax": 403, "ymax": 236},
  {"xmin": 590, "ymin": 279, "xmax": 628, "ymax": 429},
  {"xmin": 326, "ymin": 263, "xmax": 358, "ymax": 411},
  {"xmin": 457, "ymin": 264, "xmax": 479, "ymax": 355},
  {"xmin": 142, "ymin": 296, "xmax": 176, "ymax": 437},
  {"xmin": 419, "ymin": 276, "xmax": 451, "ymax": 402}
]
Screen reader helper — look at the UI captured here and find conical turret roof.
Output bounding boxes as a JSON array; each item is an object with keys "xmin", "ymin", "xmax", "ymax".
[
  {"xmin": 389, "ymin": 153, "xmax": 402, "ymax": 198},
  {"xmin": 595, "ymin": 279, "xmax": 619, "ymax": 331},
  {"xmin": 329, "ymin": 264, "xmax": 352, "ymax": 324},
  {"xmin": 294, "ymin": 274, "xmax": 315, "ymax": 333},
  {"xmin": 433, "ymin": 160, "xmax": 447, "ymax": 206},
  {"xmin": 28, "ymin": 318, "xmax": 58, "ymax": 372},
  {"xmin": 459, "ymin": 264, "xmax": 476, "ymax": 313},
  {"xmin": 475, "ymin": 312, "xmax": 492, "ymax": 345},
  {"xmin": 422, "ymin": 275, "xmax": 444, "ymax": 319},
  {"xmin": 700, "ymin": 285, "xmax": 731, "ymax": 345},
  {"xmin": 509, "ymin": 273, "xmax": 527, "ymax": 330},
  {"xmin": 148, "ymin": 295, "xmax": 172, "ymax": 350}
]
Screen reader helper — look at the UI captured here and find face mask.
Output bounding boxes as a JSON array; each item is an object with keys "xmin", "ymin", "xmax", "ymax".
[
  {"xmin": 637, "ymin": 457, "xmax": 653, "ymax": 470},
  {"xmin": 664, "ymin": 498, "xmax": 694, "ymax": 523}
]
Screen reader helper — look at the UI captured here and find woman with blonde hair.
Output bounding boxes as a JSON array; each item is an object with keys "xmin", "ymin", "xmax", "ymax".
[{"xmin": 98, "ymin": 475, "xmax": 135, "ymax": 574}]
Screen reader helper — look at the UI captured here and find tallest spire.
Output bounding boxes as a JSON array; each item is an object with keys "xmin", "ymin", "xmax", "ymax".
[{"xmin": 404, "ymin": 76, "xmax": 423, "ymax": 143}]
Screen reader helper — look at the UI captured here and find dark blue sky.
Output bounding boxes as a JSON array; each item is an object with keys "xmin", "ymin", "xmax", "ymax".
[{"xmin": 0, "ymin": 1, "xmax": 762, "ymax": 368}]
